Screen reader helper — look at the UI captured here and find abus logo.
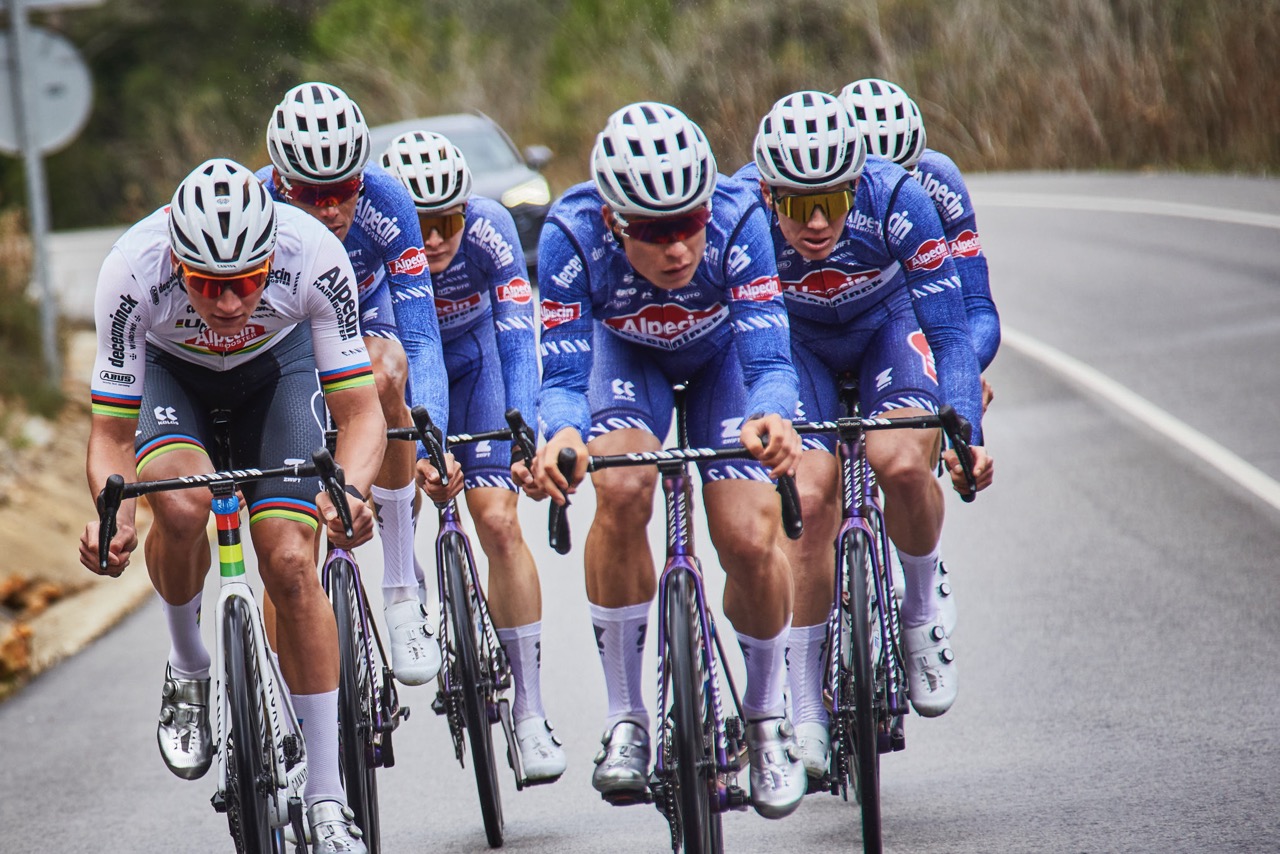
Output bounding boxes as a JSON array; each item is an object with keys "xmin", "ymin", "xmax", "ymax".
[
  {"xmin": 99, "ymin": 370, "xmax": 135, "ymax": 385},
  {"xmin": 905, "ymin": 238, "xmax": 948, "ymax": 273},
  {"xmin": 541, "ymin": 300, "xmax": 581, "ymax": 329},
  {"xmin": 388, "ymin": 247, "xmax": 429, "ymax": 278},
  {"xmin": 497, "ymin": 278, "xmax": 532, "ymax": 304},
  {"xmin": 948, "ymin": 230, "xmax": 982, "ymax": 258},
  {"xmin": 730, "ymin": 276, "xmax": 780, "ymax": 302}
]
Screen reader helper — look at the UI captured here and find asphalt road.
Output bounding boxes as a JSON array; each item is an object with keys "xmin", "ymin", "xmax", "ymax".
[{"xmin": 2, "ymin": 173, "xmax": 1278, "ymax": 853}]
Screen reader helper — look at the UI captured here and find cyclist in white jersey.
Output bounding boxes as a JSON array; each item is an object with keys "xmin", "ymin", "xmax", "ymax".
[
  {"xmin": 79, "ymin": 159, "xmax": 380, "ymax": 852},
  {"xmin": 381, "ymin": 130, "xmax": 566, "ymax": 781},
  {"xmin": 263, "ymin": 82, "xmax": 455, "ymax": 688}
]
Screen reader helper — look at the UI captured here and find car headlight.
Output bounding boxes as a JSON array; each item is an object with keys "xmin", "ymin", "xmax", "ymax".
[{"xmin": 502, "ymin": 176, "xmax": 551, "ymax": 208}]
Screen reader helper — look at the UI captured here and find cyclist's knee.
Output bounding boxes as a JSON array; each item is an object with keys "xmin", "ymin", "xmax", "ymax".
[
  {"xmin": 372, "ymin": 352, "xmax": 408, "ymax": 403},
  {"xmin": 148, "ymin": 489, "xmax": 212, "ymax": 542},
  {"xmin": 471, "ymin": 497, "xmax": 525, "ymax": 557},
  {"xmin": 257, "ymin": 540, "xmax": 320, "ymax": 608},
  {"xmin": 708, "ymin": 496, "xmax": 780, "ymax": 570},
  {"xmin": 593, "ymin": 470, "xmax": 657, "ymax": 531},
  {"xmin": 873, "ymin": 451, "xmax": 936, "ymax": 496}
]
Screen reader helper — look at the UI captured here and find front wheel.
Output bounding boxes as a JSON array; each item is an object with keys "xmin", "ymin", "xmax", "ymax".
[
  {"xmin": 224, "ymin": 597, "xmax": 273, "ymax": 854},
  {"xmin": 842, "ymin": 533, "xmax": 882, "ymax": 852},
  {"xmin": 442, "ymin": 533, "xmax": 504, "ymax": 848},
  {"xmin": 665, "ymin": 570, "xmax": 723, "ymax": 854},
  {"xmin": 329, "ymin": 557, "xmax": 381, "ymax": 851}
]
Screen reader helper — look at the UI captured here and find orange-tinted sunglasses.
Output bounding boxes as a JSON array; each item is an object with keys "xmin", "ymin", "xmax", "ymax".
[{"xmin": 180, "ymin": 258, "xmax": 271, "ymax": 299}]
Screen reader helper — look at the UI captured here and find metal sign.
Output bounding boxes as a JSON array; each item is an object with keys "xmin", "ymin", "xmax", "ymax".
[{"xmin": 0, "ymin": 26, "xmax": 92, "ymax": 154}]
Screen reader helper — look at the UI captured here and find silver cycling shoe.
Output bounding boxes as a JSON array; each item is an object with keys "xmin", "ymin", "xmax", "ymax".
[
  {"xmin": 308, "ymin": 800, "xmax": 367, "ymax": 854},
  {"xmin": 745, "ymin": 717, "xmax": 806, "ymax": 819},
  {"xmin": 591, "ymin": 720, "xmax": 651, "ymax": 800},
  {"xmin": 157, "ymin": 665, "xmax": 212, "ymax": 780}
]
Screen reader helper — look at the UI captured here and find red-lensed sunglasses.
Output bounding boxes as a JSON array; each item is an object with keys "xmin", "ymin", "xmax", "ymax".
[
  {"xmin": 180, "ymin": 258, "xmax": 271, "ymax": 299},
  {"xmin": 275, "ymin": 169, "xmax": 363, "ymax": 208},
  {"xmin": 614, "ymin": 207, "xmax": 712, "ymax": 245}
]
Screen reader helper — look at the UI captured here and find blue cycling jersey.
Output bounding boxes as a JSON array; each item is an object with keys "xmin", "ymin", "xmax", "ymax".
[
  {"xmin": 257, "ymin": 163, "xmax": 449, "ymax": 432},
  {"xmin": 536, "ymin": 179, "xmax": 798, "ymax": 443},
  {"xmin": 733, "ymin": 156, "xmax": 984, "ymax": 443},
  {"xmin": 914, "ymin": 149, "xmax": 1000, "ymax": 369}
]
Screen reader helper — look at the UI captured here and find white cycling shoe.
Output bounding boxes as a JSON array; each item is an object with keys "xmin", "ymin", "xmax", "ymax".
[
  {"xmin": 384, "ymin": 599, "xmax": 441, "ymax": 686},
  {"xmin": 308, "ymin": 800, "xmax": 367, "ymax": 854},
  {"xmin": 515, "ymin": 717, "xmax": 567, "ymax": 783},
  {"xmin": 744, "ymin": 717, "xmax": 806, "ymax": 819},
  {"xmin": 935, "ymin": 560, "xmax": 956, "ymax": 637},
  {"xmin": 792, "ymin": 720, "xmax": 830, "ymax": 781},
  {"xmin": 904, "ymin": 621, "xmax": 957, "ymax": 717}
]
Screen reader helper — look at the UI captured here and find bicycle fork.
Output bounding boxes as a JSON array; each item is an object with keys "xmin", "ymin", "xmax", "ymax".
[{"xmin": 208, "ymin": 488, "xmax": 308, "ymax": 835}]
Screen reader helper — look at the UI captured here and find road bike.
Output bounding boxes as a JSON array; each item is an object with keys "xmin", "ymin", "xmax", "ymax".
[
  {"xmin": 392, "ymin": 404, "xmax": 540, "ymax": 849},
  {"xmin": 793, "ymin": 378, "xmax": 976, "ymax": 854},
  {"xmin": 548, "ymin": 386, "xmax": 802, "ymax": 854},
  {"xmin": 97, "ymin": 427, "xmax": 356, "ymax": 853}
]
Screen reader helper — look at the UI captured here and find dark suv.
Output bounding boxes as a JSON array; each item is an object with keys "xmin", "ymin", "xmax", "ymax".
[{"xmin": 370, "ymin": 112, "xmax": 554, "ymax": 276}]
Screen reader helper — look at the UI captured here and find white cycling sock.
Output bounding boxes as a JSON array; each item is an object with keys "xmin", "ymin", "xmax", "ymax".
[
  {"xmin": 497, "ymin": 622, "xmax": 545, "ymax": 723},
  {"xmin": 292, "ymin": 690, "xmax": 343, "ymax": 808},
  {"xmin": 373, "ymin": 482, "xmax": 417, "ymax": 603},
  {"xmin": 897, "ymin": 545, "xmax": 941, "ymax": 628},
  {"xmin": 786, "ymin": 622, "xmax": 829, "ymax": 727},
  {"xmin": 737, "ymin": 620, "xmax": 790, "ymax": 721},
  {"xmin": 589, "ymin": 602, "xmax": 650, "ymax": 730},
  {"xmin": 161, "ymin": 591, "xmax": 210, "ymax": 679}
]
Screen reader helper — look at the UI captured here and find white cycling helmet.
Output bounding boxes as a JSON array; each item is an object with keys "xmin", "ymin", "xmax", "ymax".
[
  {"xmin": 592, "ymin": 102, "xmax": 716, "ymax": 218},
  {"xmin": 754, "ymin": 90, "xmax": 867, "ymax": 191},
  {"xmin": 266, "ymin": 82, "xmax": 370, "ymax": 184},
  {"xmin": 169, "ymin": 158, "xmax": 277, "ymax": 274},
  {"xmin": 380, "ymin": 131, "xmax": 473, "ymax": 213},
  {"xmin": 839, "ymin": 78, "xmax": 928, "ymax": 171}
]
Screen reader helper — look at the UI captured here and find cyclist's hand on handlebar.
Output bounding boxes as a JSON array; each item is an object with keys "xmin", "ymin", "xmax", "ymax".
[
  {"xmin": 981, "ymin": 375, "xmax": 995, "ymax": 414},
  {"xmin": 740, "ymin": 413, "xmax": 802, "ymax": 479},
  {"xmin": 532, "ymin": 428, "xmax": 587, "ymax": 505},
  {"xmin": 416, "ymin": 454, "xmax": 464, "ymax": 504},
  {"xmin": 943, "ymin": 445, "xmax": 993, "ymax": 495},
  {"xmin": 510, "ymin": 457, "xmax": 541, "ymax": 499},
  {"xmin": 318, "ymin": 489, "xmax": 376, "ymax": 548},
  {"xmin": 80, "ymin": 521, "xmax": 137, "ymax": 576}
]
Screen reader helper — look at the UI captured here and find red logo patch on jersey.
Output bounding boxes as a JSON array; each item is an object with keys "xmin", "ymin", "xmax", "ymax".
[
  {"xmin": 907, "ymin": 330, "xmax": 938, "ymax": 384},
  {"xmin": 730, "ymin": 275, "xmax": 781, "ymax": 301},
  {"xmin": 191, "ymin": 324, "xmax": 268, "ymax": 355},
  {"xmin": 905, "ymin": 238, "xmax": 949, "ymax": 273},
  {"xmin": 388, "ymin": 246, "xmax": 429, "ymax": 278},
  {"xmin": 603, "ymin": 303, "xmax": 725, "ymax": 344},
  {"xmin": 541, "ymin": 300, "xmax": 581, "ymax": 329},
  {"xmin": 947, "ymin": 230, "xmax": 982, "ymax": 258},
  {"xmin": 497, "ymin": 278, "xmax": 533, "ymax": 304},
  {"xmin": 435, "ymin": 293, "xmax": 482, "ymax": 322}
]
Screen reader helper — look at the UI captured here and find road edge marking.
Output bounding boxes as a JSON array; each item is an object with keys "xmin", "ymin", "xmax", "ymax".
[
  {"xmin": 1002, "ymin": 327, "xmax": 1280, "ymax": 513},
  {"xmin": 973, "ymin": 192, "xmax": 1280, "ymax": 230}
]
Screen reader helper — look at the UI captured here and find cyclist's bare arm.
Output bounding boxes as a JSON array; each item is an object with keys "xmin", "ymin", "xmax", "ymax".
[
  {"xmin": 80, "ymin": 414, "xmax": 142, "ymax": 575},
  {"xmin": 322, "ymin": 383, "xmax": 385, "ymax": 546}
]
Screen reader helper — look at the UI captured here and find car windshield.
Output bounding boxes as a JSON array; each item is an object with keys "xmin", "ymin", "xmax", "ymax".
[{"xmin": 436, "ymin": 126, "xmax": 520, "ymax": 173}]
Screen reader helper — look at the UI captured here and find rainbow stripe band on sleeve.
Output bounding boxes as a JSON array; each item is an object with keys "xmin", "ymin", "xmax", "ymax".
[
  {"xmin": 249, "ymin": 497, "xmax": 320, "ymax": 530},
  {"xmin": 135, "ymin": 434, "xmax": 207, "ymax": 473},
  {"xmin": 91, "ymin": 390, "xmax": 142, "ymax": 419},
  {"xmin": 319, "ymin": 361, "xmax": 375, "ymax": 395}
]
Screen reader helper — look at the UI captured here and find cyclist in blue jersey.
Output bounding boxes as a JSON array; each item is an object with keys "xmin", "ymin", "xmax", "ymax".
[
  {"xmin": 736, "ymin": 91, "xmax": 994, "ymax": 780},
  {"xmin": 261, "ymin": 82, "xmax": 454, "ymax": 689},
  {"xmin": 380, "ymin": 130, "xmax": 566, "ymax": 782},
  {"xmin": 841, "ymin": 77, "xmax": 1000, "ymax": 410},
  {"xmin": 531, "ymin": 102, "xmax": 807, "ymax": 819},
  {"xmin": 79, "ymin": 159, "xmax": 381, "ymax": 852}
]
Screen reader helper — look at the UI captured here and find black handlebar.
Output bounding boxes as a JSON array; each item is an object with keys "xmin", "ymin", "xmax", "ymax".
[
  {"xmin": 776, "ymin": 475, "xmax": 804, "ymax": 540},
  {"xmin": 94, "ymin": 449, "xmax": 351, "ymax": 572},
  {"xmin": 936, "ymin": 405, "xmax": 977, "ymax": 503},
  {"xmin": 548, "ymin": 448, "xmax": 575, "ymax": 555}
]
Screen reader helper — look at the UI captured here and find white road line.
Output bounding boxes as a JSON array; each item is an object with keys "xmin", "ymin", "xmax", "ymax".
[
  {"xmin": 1002, "ymin": 327, "xmax": 1280, "ymax": 514},
  {"xmin": 973, "ymin": 192, "xmax": 1280, "ymax": 230}
]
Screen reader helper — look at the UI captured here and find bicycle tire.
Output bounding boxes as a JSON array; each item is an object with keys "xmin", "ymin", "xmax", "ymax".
[
  {"xmin": 330, "ymin": 557, "xmax": 381, "ymax": 851},
  {"xmin": 666, "ymin": 570, "xmax": 722, "ymax": 854},
  {"xmin": 225, "ymin": 597, "xmax": 273, "ymax": 854},
  {"xmin": 443, "ymin": 532, "xmax": 504, "ymax": 848},
  {"xmin": 843, "ymin": 533, "xmax": 882, "ymax": 852}
]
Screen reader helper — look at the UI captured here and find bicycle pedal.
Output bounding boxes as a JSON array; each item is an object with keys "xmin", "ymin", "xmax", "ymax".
[
  {"xmin": 725, "ymin": 784, "xmax": 750, "ymax": 810},
  {"xmin": 210, "ymin": 791, "xmax": 227, "ymax": 813},
  {"xmin": 601, "ymin": 788, "xmax": 652, "ymax": 807},
  {"xmin": 430, "ymin": 694, "xmax": 447, "ymax": 716}
]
